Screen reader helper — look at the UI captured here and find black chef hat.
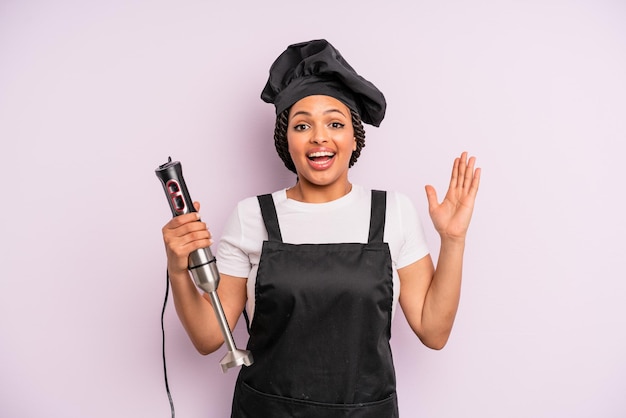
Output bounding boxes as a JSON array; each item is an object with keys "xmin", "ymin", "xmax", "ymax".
[{"xmin": 261, "ymin": 39, "xmax": 386, "ymax": 127}]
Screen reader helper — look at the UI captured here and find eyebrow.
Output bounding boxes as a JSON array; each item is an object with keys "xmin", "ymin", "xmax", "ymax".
[{"xmin": 290, "ymin": 108, "xmax": 348, "ymax": 119}]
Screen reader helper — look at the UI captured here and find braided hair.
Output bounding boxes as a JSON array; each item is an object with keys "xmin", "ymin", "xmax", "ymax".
[{"xmin": 273, "ymin": 107, "xmax": 366, "ymax": 174}]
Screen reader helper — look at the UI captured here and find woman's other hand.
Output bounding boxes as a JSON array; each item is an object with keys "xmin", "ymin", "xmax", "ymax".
[{"xmin": 161, "ymin": 202, "xmax": 213, "ymax": 275}]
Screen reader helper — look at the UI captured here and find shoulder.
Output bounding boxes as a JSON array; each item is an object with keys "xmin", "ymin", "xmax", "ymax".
[
  {"xmin": 351, "ymin": 186, "xmax": 418, "ymax": 225},
  {"xmin": 233, "ymin": 189, "xmax": 287, "ymax": 214},
  {"xmin": 386, "ymin": 190, "xmax": 417, "ymax": 212},
  {"xmin": 362, "ymin": 187, "xmax": 416, "ymax": 214},
  {"xmin": 379, "ymin": 189, "xmax": 423, "ymax": 237}
]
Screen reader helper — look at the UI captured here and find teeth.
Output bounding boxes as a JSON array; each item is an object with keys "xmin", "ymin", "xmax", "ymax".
[{"xmin": 308, "ymin": 151, "xmax": 335, "ymax": 158}]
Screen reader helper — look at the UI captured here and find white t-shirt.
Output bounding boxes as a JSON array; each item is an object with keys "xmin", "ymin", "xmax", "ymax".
[{"xmin": 216, "ymin": 185, "xmax": 430, "ymax": 320}]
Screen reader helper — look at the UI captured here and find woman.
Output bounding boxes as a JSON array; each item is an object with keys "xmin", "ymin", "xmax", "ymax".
[{"xmin": 162, "ymin": 39, "xmax": 481, "ymax": 417}]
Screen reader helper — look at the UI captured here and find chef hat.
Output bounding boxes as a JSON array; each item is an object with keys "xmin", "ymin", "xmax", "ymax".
[{"xmin": 260, "ymin": 39, "xmax": 386, "ymax": 127}]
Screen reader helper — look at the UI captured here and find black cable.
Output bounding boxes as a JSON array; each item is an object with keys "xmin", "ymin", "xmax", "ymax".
[{"xmin": 162, "ymin": 270, "xmax": 175, "ymax": 418}]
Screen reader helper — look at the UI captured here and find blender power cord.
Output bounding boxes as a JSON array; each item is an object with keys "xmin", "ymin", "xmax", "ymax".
[{"xmin": 162, "ymin": 270, "xmax": 175, "ymax": 418}]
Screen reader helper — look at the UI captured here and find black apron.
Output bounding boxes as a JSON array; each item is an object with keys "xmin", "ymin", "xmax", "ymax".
[{"xmin": 231, "ymin": 190, "xmax": 398, "ymax": 418}]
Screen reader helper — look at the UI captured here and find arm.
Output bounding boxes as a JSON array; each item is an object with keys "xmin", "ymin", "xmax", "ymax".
[
  {"xmin": 399, "ymin": 152, "xmax": 480, "ymax": 350},
  {"xmin": 162, "ymin": 202, "xmax": 247, "ymax": 355}
]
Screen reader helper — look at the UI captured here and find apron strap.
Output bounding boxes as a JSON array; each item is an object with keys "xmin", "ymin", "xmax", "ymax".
[
  {"xmin": 368, "ymin": 190, "xmax": 387, "ymax": 243},
  {"xmin": 257, "ymin": 194, "xmax": 283, "ymax": 243}
]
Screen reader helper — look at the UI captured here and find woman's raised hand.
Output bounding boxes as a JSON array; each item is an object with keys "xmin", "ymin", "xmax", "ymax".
[{"xmin": 425, "ymin": 152, "xmax": 481, "ymax": 241}]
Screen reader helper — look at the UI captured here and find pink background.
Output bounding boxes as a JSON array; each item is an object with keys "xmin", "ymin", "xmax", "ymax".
[{"xmin": 1, "ymin": 0, "xmax": 625, "ymax": 416}]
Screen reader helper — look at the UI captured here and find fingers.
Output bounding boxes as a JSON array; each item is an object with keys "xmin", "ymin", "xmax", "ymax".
[
  {"xmin": 163, "ymin": 214, "xmax": 212, "ymax": 245},
  {"xmin": 457, "ymin": 152, "xmax": 467, "ymax": 188},
  {"xmin": 449, "ymin": 155, "xmax": 460, "ymax": 189},
  {"xmin": 463, "ymin": 154, "xmax": 474, "ymax": 191},
  {"xmin": 462, "ymin": 154, "xmax": 480, "ymax": 197},
  {"xmin": 450, "ymin": 152, "xmax": 480, "ymax": 194},
  {"xmin": 162, "ymin": 209, "xmax": 213, "ymax": 272},
  {"xmin": 165, "ymin": 211, "xmax": 200, "ymax": 228},
  {"xmin": 469, "ymin": 166, "xmax": 481, "ymax": 197},
  {"xmin": 425, "ymin": 184, "xmax": 439, "ymax": 211}
]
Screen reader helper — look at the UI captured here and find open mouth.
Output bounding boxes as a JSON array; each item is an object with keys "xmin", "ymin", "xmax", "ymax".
[{"xmin": 307, "ymin": 151, "xmax": 335, "ymax": 163}]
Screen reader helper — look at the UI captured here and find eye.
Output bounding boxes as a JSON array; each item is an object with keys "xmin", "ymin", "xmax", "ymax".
[
  {"xmin": 330, "ymin": 122, "xmax": 345, "ymax": 129},
  {"xmin": 293, "ymin": 123, "xmax": 309, "ymax": 131}
]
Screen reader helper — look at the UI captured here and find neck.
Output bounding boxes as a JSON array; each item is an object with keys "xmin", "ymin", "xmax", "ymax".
[{"xmin": 287, "ymin": 179, "xmax": 353, "ymax": 203}]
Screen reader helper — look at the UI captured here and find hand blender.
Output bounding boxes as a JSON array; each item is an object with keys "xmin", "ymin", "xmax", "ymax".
[{"xmin": 156, "ymin": 157, "xmax": 253, "ymax": 372}]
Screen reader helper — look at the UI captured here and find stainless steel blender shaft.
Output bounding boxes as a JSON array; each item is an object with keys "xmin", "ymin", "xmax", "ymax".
[{"xmin": 189, "ymin": 247, "xmax": 253, "ymax": 372}]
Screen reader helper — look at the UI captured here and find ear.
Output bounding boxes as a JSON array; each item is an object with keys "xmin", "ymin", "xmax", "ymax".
[{"xmin": 353, "ymin": 137, "xmax": 357, "ymax": 152}]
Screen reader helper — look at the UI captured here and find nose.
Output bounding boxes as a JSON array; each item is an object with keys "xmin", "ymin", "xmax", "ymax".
[{"xmin": 310, "ymin": 126, "xmax": 328, "ymax": 144}]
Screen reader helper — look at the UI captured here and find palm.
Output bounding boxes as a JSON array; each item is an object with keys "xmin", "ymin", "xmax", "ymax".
[{"xmin": 426, "ymin": 152, "xmax": 481, "ymax": 240}]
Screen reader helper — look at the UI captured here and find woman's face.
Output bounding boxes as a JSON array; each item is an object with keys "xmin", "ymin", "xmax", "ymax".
[{"xmin": 287, "ymin": 95, "xmax": 356, "ymax": 189}]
